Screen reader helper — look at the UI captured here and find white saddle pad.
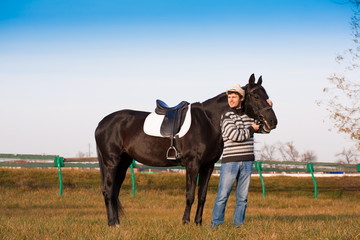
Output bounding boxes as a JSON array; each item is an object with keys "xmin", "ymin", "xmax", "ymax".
[{"xmin": 143, "ymin": 104, "xmax": 192, "ymax": 138}]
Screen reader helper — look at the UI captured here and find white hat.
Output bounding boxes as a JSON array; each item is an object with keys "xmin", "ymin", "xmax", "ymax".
[{"xmin": 226, "ymin": 83, "xmax": 245, "ymax": 97}]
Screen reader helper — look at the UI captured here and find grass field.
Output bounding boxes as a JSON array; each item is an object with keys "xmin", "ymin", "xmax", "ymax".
[{"xmin": 0, "ymin": 168, "xmax": 359, "ymax": 240}]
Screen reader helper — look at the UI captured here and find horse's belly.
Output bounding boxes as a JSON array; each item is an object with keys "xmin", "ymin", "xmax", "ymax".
[{"xmin": 126, "ymin": 135, "xmax": 181, "ymax": 167}]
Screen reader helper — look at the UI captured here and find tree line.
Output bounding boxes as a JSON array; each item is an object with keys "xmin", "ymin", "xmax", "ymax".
[{"xmin": 256, "ymin": 142, "xmax": 359, "ymax": 164}]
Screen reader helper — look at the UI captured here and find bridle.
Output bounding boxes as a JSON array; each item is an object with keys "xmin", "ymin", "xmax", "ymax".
[{"xmin": 245, "ymin": 85, "xmax": 273, "ymax": 129}]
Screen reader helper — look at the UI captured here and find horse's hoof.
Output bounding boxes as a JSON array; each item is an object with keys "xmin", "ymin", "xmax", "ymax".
[
  {"xmin": 182, "ymin": 220, "xmax": 190, "ymax": 225},
  {"xmin": 195, "ymin": 221, "xmax": 202, "ymax": 226},
  {"xmin": 109, "ymin": 224, "xmax": 120, "ymax": 228},
  {"xmin": 108, "ymin": 221, "xmax": 120, "ymax": 227}
]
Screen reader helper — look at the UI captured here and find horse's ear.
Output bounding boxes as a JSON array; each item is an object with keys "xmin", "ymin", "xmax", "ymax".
[
  {"xmin": 249, "ymin": 73, "xmax": 255, "ymax": 86},
  {"xmin": 257, "ymin": 76, "xmax": 263, "ymax": 85}
]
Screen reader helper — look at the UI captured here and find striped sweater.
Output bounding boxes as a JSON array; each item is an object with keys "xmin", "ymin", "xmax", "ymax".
[{"xmin": 220, "ymin": 108, "xmax": 258, "ymax": 163}]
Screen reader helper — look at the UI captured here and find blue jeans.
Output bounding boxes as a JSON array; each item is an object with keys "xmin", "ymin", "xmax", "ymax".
[{"xmin": 211, "ymin": 161, "xmax": 253, "ymax": 227}]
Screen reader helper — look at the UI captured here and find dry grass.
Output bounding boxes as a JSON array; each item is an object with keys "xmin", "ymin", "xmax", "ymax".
[{"xmin": 0, "ymin": 168, "xmax": 359, "ymax": 240}]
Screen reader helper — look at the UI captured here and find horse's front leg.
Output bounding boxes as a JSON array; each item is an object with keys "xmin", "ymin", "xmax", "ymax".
[
  {"xmin": 182, "ymin": 165, "xmax": 199, "ymax": 225},
  {"xmin": 194, "ymin": 163, "xmax": 215, "ymax": 225}
]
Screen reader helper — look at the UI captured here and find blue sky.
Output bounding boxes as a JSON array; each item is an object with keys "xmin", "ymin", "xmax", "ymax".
[{"xmin": 0, "ymin": 0, "xmax": 357, "ymax": 161}]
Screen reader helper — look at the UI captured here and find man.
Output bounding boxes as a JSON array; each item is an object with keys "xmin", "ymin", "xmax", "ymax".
[{"xmin": 210, "ymin": 83, "xmax": 273, "ymax": 228}]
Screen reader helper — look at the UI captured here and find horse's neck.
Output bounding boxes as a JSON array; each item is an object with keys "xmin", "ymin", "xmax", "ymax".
[
  {"xmin": 200, "ymin": 93, "xmax": 228, "ymax": 131},
  {"xmin": 243, "ymin": 97, "xmax": 257, "ymax": 120}
]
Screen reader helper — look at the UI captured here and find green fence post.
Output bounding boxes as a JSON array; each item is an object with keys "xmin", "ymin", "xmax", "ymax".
[
  {"xmin": 306, "ymin": 162, "xmax": 318, "ymax": 199},
  {"xmin": 357, "ymin": 164, "xmax": 360, "ymax": 172},
  {"xmin": 130, "ymin": 160, "xmax": 136, "ymax": 197},
  {"xmin": 53, "ymin": 156, "xmax": 64, "ymax": 196},
  {"xmin": 255, "ymin": 161, "xmax": 266, "ymax": 198}
]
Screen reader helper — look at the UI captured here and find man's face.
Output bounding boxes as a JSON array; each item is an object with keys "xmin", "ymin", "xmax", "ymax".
[{"xmin": 227, "ymin": 93, "xmax": 243, "ymax": 108}]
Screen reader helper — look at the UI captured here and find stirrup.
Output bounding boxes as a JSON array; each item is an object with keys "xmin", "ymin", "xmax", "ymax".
[{"xmin": 166, "ymin": 146, "xmax": 180, "ymax": 160}]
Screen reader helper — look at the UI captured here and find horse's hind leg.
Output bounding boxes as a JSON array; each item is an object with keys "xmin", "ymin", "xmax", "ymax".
[
  {"xmin": 182, "ymin": 165, "xmax": 199, "ymax": 225},
  {"xmin": 194, "ymin": 163, "xmax": 214, "ymax": 225},
  {"xmin": 99, "ymin": 152, "xmax": 132, "ymax": 226}
]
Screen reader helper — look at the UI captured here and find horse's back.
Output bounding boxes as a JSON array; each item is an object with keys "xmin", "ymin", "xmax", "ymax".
[
  {"xmin": 96, "ymin": 109, "xmax": 148, "ymax": 130},
  {"xmin": 95, "ymin": 109, "xmax": 149, "ymax": 146}
]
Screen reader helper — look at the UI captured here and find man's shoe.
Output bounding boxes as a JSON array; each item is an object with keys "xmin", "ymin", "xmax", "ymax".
[{"xmin": 209, "ymin": 223, "xmax": 220, "ymax": 229}]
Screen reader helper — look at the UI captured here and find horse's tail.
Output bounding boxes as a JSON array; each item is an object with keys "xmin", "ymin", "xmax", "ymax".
[
  {"xmin": 95, "ymin": 126, "xmax": 105, "ymax": 187},
  {"xmin": 96, "ymin": 144, "xmax": 105, "ymax": 188}
]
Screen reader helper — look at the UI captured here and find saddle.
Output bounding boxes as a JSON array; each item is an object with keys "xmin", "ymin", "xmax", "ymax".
[{"xmin": 155, "ymin": 99, "xmax": 189, "ymax": 160}]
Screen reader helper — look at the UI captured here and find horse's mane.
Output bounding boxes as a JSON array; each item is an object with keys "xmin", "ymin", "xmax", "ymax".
[{"xmin": 201, "ymin": 92, "xmax": 227, "ymax": 105}]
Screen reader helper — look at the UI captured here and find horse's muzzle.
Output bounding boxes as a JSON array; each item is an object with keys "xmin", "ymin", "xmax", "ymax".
[{"xmin": 262, "ymin": 117, "xmax": 277, "ymax": 132}]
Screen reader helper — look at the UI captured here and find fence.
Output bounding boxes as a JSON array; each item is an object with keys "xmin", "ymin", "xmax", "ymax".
[
  {"xmin": 1, "ymin": 154, "xmax": 359, "ymax": 198},
  {"xmin": 253, "ymin": 160, "xmax": 360, "ymax": 198}
]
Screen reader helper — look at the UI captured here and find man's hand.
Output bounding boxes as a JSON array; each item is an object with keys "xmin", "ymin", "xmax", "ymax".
[{"xmin": 251, "ymin": 123, "xmax": 260, "ymax": 131}]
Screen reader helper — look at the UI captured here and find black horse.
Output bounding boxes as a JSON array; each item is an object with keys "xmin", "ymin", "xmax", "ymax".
[{"xmin": 95, "ymin": 74, "xmax": 277, "ymax": 226}]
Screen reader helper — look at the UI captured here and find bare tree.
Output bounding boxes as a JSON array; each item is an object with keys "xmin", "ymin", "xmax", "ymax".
[
  {"xmin": 300, "ymin": 151, "xmax": 317, "ymax": 162},
  {"xmin": 320, "ymin": 0, "xmax": 360, "ymax": 150},
  {"xmin": 278, "ymin": 142, "xmax": 299, "ymax": 161},
  {"xmin": 336, "ymin": 147, "xmax": 359, "ymax": 164},
  {"xmin": 257, "ymin": 142, "xmax": 318, "ymax": 162},
  {"xmin": 257, "ymin": 143, "xmax": 278, "ymax": 161}
]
